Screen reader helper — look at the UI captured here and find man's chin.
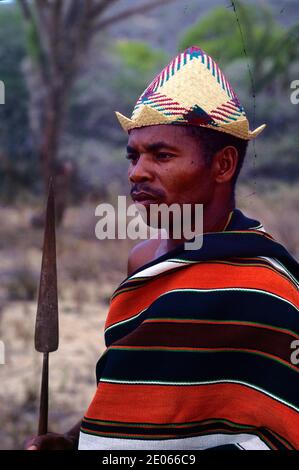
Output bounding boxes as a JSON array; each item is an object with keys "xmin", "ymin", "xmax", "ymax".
[
  {"xmin": 136, "ymin": 202, "xmax": 180, "ymax": 233},
  {"xmin": 134, "ymin": 201, "xmax": 152, "ymax": 221},
  {"xmin": 134, "ymin": 200, "xmax": 157, "ymax": 209}
]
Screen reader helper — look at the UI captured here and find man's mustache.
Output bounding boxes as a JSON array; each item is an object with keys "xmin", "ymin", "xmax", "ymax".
[{"xmin": 130, "ymin": 185, "xmax": 165, "ymax": 199}]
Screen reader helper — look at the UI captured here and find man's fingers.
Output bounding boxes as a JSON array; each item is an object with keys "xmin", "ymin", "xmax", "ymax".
[
  {"xmin": 24, "ymin": 435, "xmax": 45, "ymax": 450},
  {"xmin": 24, "ymin": 436, "xmax": 38, "ymax": 449},
  {"xmin": 24, "ymin": 433, "xmax": 75, "ymax": 450}
]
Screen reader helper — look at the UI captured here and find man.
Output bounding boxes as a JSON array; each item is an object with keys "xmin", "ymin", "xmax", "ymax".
[{"xmin": 26, "ymin": 46, "xmax": 299, "ymax": 450}]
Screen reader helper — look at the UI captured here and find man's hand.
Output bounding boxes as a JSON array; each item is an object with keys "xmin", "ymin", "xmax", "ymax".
[
  {"xmin": 24, "ymin": 432, "xmax": 78, "ymax": 450},
  {"xmin": 24, "ymin": 419, "xmax": 82, "ymax": 450}
]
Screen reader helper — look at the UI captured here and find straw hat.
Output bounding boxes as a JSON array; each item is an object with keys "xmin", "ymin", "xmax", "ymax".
[{"xmin": 115, "ymin": 46, "xmax": 266, "ymax": 140}]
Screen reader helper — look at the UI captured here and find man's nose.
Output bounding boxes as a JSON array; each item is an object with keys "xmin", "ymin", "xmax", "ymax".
[{"xmin": 128, "ymin": 155, "xmax": 154, "ymax": 183}]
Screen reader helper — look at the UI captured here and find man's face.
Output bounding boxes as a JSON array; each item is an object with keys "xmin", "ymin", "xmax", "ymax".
[{"xmin": 127, "ymin": 125, "xmax": 215, "ymax": 208}]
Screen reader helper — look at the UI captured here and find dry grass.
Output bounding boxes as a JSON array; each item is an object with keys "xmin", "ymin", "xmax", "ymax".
[
  {"xmin": 0, "ymin": 201, "xmax": 134, "ymax": 449},
  {"xmin": 237, "ymin": 182, "xmax": 299, "ymax": 258},
  {"xmin": 0, "ymin": 184, "xmax": 298, "ymax": 449}
]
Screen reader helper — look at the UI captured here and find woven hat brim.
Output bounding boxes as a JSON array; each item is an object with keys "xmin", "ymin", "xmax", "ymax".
[{"xmin": 115, "ymin": 110, "xmax": 266, "ymax": 141}]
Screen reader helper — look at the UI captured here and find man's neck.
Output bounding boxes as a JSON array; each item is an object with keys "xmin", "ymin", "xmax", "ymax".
[
  {"xmin": 203, "ymin": 203, "xmax": 235, "ymax": 233},
  {"xmin": 155, "ymin": 202, "xmax": 235, "ymax": 257}
]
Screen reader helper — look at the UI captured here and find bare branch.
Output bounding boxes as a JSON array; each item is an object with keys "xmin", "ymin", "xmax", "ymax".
[
  {"xmin": 89, "ymin": 0, "xmax": 121, "ymax": 19},
  {"xmin": 48, "ymin": 0, "xmax": 63, "ymax": 78},
  {"xmin": 35, "ymin": 0, "xmax": 51, "ymax": 38},
  {"xmin": 18, "ymin": 0, "xmax": 49, "ymax": 87},
  {"xmin": 92, "ymin": 0, "xmax": 178, "ymax": 32},
  {"xmin": 18, "ymin": 0, "xmax": 34, "ymax": 21},
  {"xmin": 65, "ymin": 0, "xmax": 85, "ymax": 29},
  {"xmin": 59, "ymin": 1, "xmax": 96, "ymax": 93}
]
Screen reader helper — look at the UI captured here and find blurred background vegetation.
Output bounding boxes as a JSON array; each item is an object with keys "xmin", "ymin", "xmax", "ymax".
[
  {"xmin": 0, "ymin": 0, "xmax": 298, "ymax": 206},
  {"xmin": 0, "ymin": 0, "xmax": 298, "ymax": 450}
]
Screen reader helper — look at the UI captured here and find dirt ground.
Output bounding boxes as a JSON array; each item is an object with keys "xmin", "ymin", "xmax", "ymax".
[
  {"xmin": 0, "ymin": 202, "xmax": 133, "ymax": 449},
  {"xmin": 0, "ymin": 184, "xmax": 298, "ymax": 449}
]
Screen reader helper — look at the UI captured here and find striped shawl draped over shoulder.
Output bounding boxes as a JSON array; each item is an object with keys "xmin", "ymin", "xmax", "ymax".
[{"xmin": 80, "ymin": 209, "xmax": 299, "ymax": 450}]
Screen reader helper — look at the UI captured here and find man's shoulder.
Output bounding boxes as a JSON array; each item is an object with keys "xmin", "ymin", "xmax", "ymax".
[{"xmin": 127, "ymin": 238, "xmax": 162, "ymax": 276}]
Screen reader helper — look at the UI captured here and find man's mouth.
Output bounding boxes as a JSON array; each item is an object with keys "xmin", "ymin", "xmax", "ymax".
[{"xmin": 131, "ymin": 192, "xmax": 159, "ymax": 206}]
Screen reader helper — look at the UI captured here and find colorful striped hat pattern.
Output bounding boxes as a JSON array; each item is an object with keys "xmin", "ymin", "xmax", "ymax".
[{"xmin": 115, "ymin": 46, "xmax": 266, "ymax": 140}]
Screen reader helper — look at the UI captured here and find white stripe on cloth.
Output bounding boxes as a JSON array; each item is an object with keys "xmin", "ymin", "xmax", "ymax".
[
  {"xmin": 128, "ymin": 224, "xmax": 267, "ymax": 282},
  {"xmin": 78, "ymin": 431, "xmax": 270, "ymax": 450},
  {"xmin": 129, "ymin": 260, "xmax": 188, "ymax": 280}
]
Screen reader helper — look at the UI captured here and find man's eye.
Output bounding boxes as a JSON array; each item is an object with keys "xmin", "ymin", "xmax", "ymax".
[
  {"xmin": 126, "ymin": 154, "xmax": 138, "ymax": 162},
  {"xmin": 156, "ymin": 152, "xmax": 174, "ymax": 159}
]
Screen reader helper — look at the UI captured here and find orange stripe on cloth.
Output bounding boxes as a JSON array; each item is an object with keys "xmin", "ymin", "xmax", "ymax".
[
  {"xmin": 105, "ymin": 262, "xmax": 299, "ymax": 330},
  {"xmin": 85, "ymin": 382, "xmax": 299, "ymax": 448}
]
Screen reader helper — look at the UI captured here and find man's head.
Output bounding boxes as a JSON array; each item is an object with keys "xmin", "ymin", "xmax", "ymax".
[
  {"xmin": 127, "ymin": 124, "xmax": 247, "ymax": 210},
  {"xmin": 117, "ymin": 45, "xmax": 264, "ymax": 224}
]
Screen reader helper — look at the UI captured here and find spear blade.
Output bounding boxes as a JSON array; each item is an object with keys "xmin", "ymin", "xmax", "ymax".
[
  {"xmin": 35, "ymin": 179, "xmax": 59, "ymax": 353},
  {"xmin": 35, "ymin": 179, "xmax": 59, "ymax": 435}
]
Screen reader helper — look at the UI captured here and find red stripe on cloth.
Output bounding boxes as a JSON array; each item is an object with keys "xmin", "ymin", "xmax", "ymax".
[
  {"xmin": 106, "ymin": 263, "xmax": 299, "ymax": 330},
  {"xmin": 85, "ymin": 382, "xmax": 299, "ymax": 448}
]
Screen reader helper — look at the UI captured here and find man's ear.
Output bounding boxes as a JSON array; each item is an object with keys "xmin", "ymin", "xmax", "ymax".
[{"xmin": 214, "ymin": 146, "xmax": 238, "ymax": 184}]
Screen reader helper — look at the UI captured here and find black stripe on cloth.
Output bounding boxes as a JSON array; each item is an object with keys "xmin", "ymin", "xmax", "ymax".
[
  {"xmin": 104, "ymin": 289, "xmax": 299, "ymax": 347},
  {"xmin": 98, "ymin": 350, "xmax": 299, "ymax": 410},
  {"xmin": 225, "ymin": 209, "xmax": 261, "ymax": 231},
  {"xmin": 206, "ymin": 444, "xmax": 241, "ymax": 450}
]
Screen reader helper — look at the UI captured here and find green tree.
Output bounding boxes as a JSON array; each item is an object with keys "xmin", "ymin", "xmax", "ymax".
[
  {"xmin": 180, "ymin": 0, "xmax": 299, "ymax": 93},
  {"xmin": 0, "ymin": 3, "xmax": 36, "ymax": 201},
  {"xmin": 112, "ymin": 40, "xmax": 167, "ymax": 110}
]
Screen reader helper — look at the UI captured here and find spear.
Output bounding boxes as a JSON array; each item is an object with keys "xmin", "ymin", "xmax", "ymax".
[{"xmin": 35, "ymin": 179, "xmax": 59, "ymax": 436}]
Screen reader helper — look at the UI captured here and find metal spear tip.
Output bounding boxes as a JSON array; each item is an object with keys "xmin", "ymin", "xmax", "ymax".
[{"xmin": 35, "ymin": 177, "xmax": 59, "ymax": 353}]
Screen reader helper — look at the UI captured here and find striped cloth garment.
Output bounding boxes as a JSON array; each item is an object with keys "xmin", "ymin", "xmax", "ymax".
[{"xmin": 79, "ymin": 209, "xmax": 299, "ymax": 450}]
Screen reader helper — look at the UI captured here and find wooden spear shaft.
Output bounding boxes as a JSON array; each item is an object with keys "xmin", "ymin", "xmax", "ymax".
[{"xmin": 38, "ymin": 352, "xmax": 49, "ymax": 435}]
